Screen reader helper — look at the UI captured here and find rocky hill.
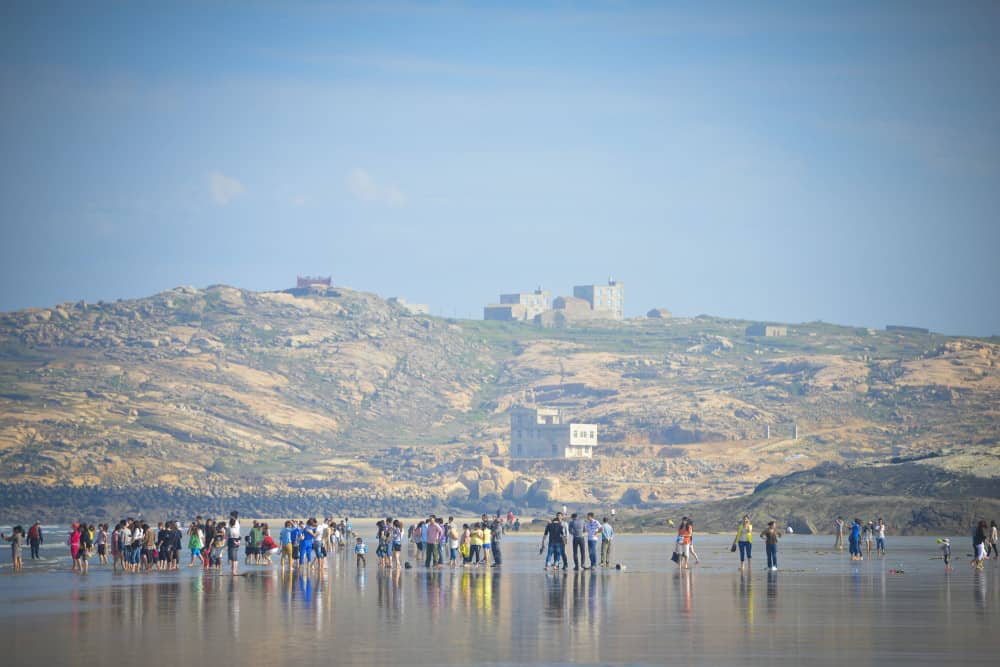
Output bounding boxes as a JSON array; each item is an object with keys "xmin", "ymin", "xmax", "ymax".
[{"xmin": 1, "ymin": 284, "xmax": 998, "ymax": 526}]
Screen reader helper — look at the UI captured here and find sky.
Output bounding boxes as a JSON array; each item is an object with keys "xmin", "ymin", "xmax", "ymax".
[{"xmin": 1, "ymin": 1, "xmax": 998, "ymax": 336}]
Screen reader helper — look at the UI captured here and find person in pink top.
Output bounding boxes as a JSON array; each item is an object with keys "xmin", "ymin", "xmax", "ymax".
[
  {"xmin": 424, "ymin": 518, "xmax": 444, "ymax": 568},
  {"xmin": 68, "ymin": 523, "xmax": 82, "ymax": 571}
]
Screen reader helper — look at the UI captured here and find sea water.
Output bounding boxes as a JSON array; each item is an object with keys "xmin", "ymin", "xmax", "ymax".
[{"xmin": 0, "ymin": 533, "xmax": 997, "ymax": 665}]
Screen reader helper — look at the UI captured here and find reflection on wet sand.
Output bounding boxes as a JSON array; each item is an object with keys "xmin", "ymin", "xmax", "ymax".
[{"xmin": 2, "ymin": 537, "xmax": 998, "ymax": 665}]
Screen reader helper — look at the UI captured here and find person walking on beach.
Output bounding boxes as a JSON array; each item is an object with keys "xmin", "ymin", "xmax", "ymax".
[
  {"xmin": 734, "ymin": 515, "xmax": 753, "ymax": 571},
  {"xmin": 972, "ymin": 520, "xmax": 989, "ymax": 570},
  {"xmin": 600, "ymin": 517, "xmax": 614, "ymax": 567},
  {"xmin": 27, "ymin": 521, "xmax": 42, "ymax": 560},
  {"xmin": 988, "ymin": 520, "xmax": 999, "ymax": 560},
  {"xmin": 761, "ymin": 521, "xmax": 782, "ymax": 571},
  {"xmin": 676, "ymin": 518, "xmax": 692, "ymax": 570},
  {"xmin": 1, "ymin": 526, "xmax": 24, "ymax": 572},
  {"xmin": 540, "ymin": 516, "xmax": 567, "ymax": 571},
  {"xmin": 937, "ymin": 537, "xmax": 952, "ymax": 570},
  {"xmin": 834, "ymin": 516, "xmax": 845, "ymax": 550}
]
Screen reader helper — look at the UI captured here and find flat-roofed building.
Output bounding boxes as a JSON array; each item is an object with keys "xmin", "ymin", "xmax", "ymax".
[
  {"xmin": 484, "ymin": 303, "xmax": 527, "ymax": 321},
  {"xmin": 746, "ymin": 324, "xmax": 788, "ymax": 337},
  {"xmin": 509, "ymin": 405, "xmax": 597, "ymax": 459},
  {"xmin": 499, "ymin": 287, "xmax": 550, "ymax": 321},
  {"xmin": 573, "ymin": 279, "xmax": 624, "ymax": 319}
]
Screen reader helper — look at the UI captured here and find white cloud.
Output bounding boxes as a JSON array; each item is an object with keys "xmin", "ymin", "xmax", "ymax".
[
  {"xmin": 207, "ymin": 171, "xmax": 244, "ymax": 206},
  {"xmin": 347, "ymin": 168, "xmax": 407, "ymax": 207}
]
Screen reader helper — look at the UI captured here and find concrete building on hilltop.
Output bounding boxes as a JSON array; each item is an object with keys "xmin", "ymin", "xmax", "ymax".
[
  {"xmin": 573, "ymin": 279, "xmax": 624, "ymax": 320},
  {"xmin": 484, "ymin": 303, "xmax": 527, "ymax": 321},
  {"xmin": 746, "ymin": 324, "xmax": 787, "ymax": 337},
  {"xmin": 509, "ymin": 405, "xmax": 597, "ymax": 459},
  {"xmin": 297, "ymin": 276, "xmax": 331, "ymax": 289},
  {"xmin": 500, "ymin": 288, "xmax": 550, "ymax": 320},
  {"xmin": 484, "ymin": 287, "xmax": 550, "ymax": 321}
]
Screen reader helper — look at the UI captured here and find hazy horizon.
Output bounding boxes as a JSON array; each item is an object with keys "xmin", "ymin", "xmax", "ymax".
[{"xmin": 2, "ymin": 2, "xmax": 999, "ymax": 336}]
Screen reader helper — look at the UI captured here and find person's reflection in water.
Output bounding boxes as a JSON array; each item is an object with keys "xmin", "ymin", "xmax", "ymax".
[
  {"xmin": 298, "ymin": 571, "xmax": 314, "ymax": 605},
  {"xmin": 587, "ymin": 569, "xmax": 598, "ymax": 626},
  {"xmin": 473, "ymin": 569, "xmax": 493, "ymax": 612},
  {"xmin": 973, "ymin": 569, "xmax": 987, "ymax": 613},
  {"xmin": 375, "ymin": 566, "xmax": 403, "ymax": 623},
  {"xmin": 765, "ymin": 570, "xmax": 778, "ymax": 618},
  {"xmin": 738, "ymin": 571, "xmax": 754, "ymax": 627},
  {"xmin": 356, "ymin": 566, "xmax": 366, "ymax": 592},
  {"xmin": 679, "ymin": 569, "xmax": 693, "ymax": 616},
  {"xmin": 543, "ymin": 570, "xmax": 567, "ymax": 621},
  {"xmin": 571, "ymin": 570, "xmax": 585, "ymax": 624},
  {"xmin": 228, "ymin": 574, "xmax": 241, "ymax": 640}
]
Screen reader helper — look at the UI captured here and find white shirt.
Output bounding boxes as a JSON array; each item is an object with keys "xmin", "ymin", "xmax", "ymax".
[{"xmin": 229, "ymin": 521, "xmax": 240, "ymax": 538}]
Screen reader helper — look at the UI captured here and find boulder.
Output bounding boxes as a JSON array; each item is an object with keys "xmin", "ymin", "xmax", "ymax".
[
  {"xmin": 458, "ymin": 470, "xmax": 480, "ymax": 489},
  {"xmin": 527, "ymin": 477, "xmax": 560, "ymax": 504},
  {"xmin": 443, "ymin": 482, "xmax": 469, "ymax": 503},
  {"xmin": 476, "ymin": 479, "xmax": 497, "ymax": 500},
  {"xmin": 504, "ymin": 477, "xmax": 533, "ymax": 501}
]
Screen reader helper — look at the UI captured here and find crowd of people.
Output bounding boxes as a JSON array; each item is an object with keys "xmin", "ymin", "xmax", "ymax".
[
  {"xmin": 3, "ymin": 510, "xmax": 999, "ymax": 576},
  {"xmin": 538, "ymin": 512, "xmax": 616, "ymax": 571}
]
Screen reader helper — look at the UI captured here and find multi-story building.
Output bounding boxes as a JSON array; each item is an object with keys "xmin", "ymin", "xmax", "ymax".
[
  {"xmin": 499, "ymin": 287, "xmax": 550, "ymax": 320},
  {"xmin": 573, "ymin": 279, "xmax": 624, "ymax": 320},
  {"xmin": 509, "ymin": 405, "xmax": 597, "ymax": 459}
]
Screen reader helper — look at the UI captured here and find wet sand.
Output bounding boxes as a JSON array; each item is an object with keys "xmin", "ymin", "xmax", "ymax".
[{"xmin": 1, "ymin": 535, "xmax": 997, "ymax": 666}]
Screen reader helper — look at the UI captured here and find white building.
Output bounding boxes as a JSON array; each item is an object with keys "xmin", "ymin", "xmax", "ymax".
[
  {"xmin": 573, "ymin": 279, "xmax": 624, "ymax": 320},
  {"xmin": 509, "ymin": 405, "xmax": 597, "ymax": 459}
]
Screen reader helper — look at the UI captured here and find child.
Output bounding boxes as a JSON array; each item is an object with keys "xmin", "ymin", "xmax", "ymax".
[
  {"xmin": 938, "ymin": 538, "xmax": 951, "ymax": 570},
  {"xmin": 1, "ymin": 526, "xmax": 25, "ymax": 572},
  {"xmin": 355, "ymin": 537, "xmax": 367, "ymax": 568}
]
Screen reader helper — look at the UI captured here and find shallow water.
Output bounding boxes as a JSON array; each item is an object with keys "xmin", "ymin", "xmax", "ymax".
[{"xmin": 1, "ymin": 535, "xmax": 997, "ymax": 665}]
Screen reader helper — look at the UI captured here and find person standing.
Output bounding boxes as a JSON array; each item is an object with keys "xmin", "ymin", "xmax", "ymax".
[
  {"xmin": 876, "ymin": 518, "xmax": 887, "ymax": 558},
  {"xmin": 227, "ymin": 512, "xmax": 241, "ymax": 575},
  {"xmin": 849, "ymin": 519, "xmax": 862, "ymax": 561},
  {"xmin": 972, "ymin": 520, "xmax": 989, "ymax": 570},
  {"xmin": 424, "ymin": 517, "xmax": 443, "ymax": 568},
  {"xmin": 540, "ymin": 516, "xmax": 566, "ymax": 571},
  {"xmin": 585, "ymin": 513, "xmax": 601, "ymax": 569},
  {"xmin": 27, "ymin": 521, "xmax": 43, "ymax": 560},
  {"xmin": 1, "ymin": 526, "xmax": 24, "ymax": 572},
  {"xmin": 761, "ymin": 521, "xmax": 782, "ymax": 571},
  {"xmin": 600, "ymin": 517, "xmax": 614, "ymax": 567},
  {"xmin": 988, "ymin": 520, "xmax": 998, "ymax": 560},
  {"xmin": 568, "ymin": 513, "xmax": 586, "ymax": 570},
  {"xmin": 489, "ymin": 516, "xmax": 504, "ymax": 567},
  {"xmin": 734, "ymin": 515, "xmax": 753, "ymax": 571},
  {"xmin": 676, "ymin": 518, "xmax": 692, "ymax": 570},
  {"xmin": 834, "ymin": 516, "xmax": 845, "ymax": 550}
]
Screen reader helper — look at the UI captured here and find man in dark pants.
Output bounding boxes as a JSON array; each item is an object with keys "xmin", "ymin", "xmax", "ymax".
[
  {"xmin": 27, "ymin": 521, "xmax": 43, "ymax": 559},
  {"xmin": 489, "ymin": 516, "xmax": 503, "ymax": 567},
  {"xmin": 569, "ymin": 513, "xmax": 586, "ymax": 570}
]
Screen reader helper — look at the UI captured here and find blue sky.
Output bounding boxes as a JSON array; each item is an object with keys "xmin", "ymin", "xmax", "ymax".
[{"xmin": 2, "ymin": 1, "xmax": 998, "ymax": 335}]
